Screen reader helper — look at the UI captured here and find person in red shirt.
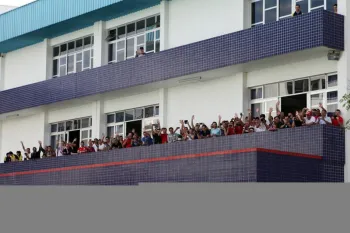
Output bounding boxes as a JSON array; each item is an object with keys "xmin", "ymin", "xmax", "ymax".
[
  {"xmin": 77, "ymin": 141, "xmax": 88, "ymax": 154},
  {"xmin": 332, "ymin": 109, "xmax": 344, "ymax": 127},
  {"xmin": 160, "ymin": 128, "xmax": 168, "ymax": 144},
  {"xmin": 123, "ymin": 133, "xmax": 133, "ymax": 148},
  {"xmin": 86, "ymin": 141, "xmax": 96, "ymax": 153},
  {"xmin": 227, "ymin": 121, "xmax": 235, "ymax": 135}
]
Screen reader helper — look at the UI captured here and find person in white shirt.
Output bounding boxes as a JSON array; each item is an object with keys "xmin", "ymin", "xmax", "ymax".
[
  {"xmin": 316, "ymin": 109, "xmax": 332, "ymax": 125},
  {"xmin": 303, "ymin": 111, "xmax": 316, "ymax": 126},
  {"xmin": 254, "ymin": 117, "xmax": 267, "ymax": 132}
]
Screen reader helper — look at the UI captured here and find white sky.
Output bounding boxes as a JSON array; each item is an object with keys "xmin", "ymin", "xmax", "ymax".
[{"xmin": 0, "ymin": 0, "xmax": 36, "ymax": 7}]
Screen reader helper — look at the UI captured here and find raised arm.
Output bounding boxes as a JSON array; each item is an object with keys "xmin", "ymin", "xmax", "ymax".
[
  {"xmin": 218, "ymin": 115, "xmax": 222, "ymax": 128},
  {"xmin": 20, "ymin": 141, "xmax": 26, "ymax": 151},
  {"xmin": 191, "ymin": 115, "xmax": 195, "ymax": 129},
  {"xmin": 247, "ymin": 109, "xmax": 252, "ymax": 124}
]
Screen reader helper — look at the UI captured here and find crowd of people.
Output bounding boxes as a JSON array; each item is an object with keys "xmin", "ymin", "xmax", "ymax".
[{"xmin": 4, "ymin": 101, "xmax": 344, "ymax": 163}]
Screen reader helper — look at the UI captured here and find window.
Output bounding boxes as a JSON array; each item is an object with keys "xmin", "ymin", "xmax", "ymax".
[
  {"xmin": 107, "ymin": 15, "xmax": 161, "ymax": 63},
  {"xmin": 327, "ymin": 0, "xmax": 337, "ymax": 11},
  {"xmin": 311, "ymin": 93, "xmax": 323, "ymax": 106},
  {"xmin": 251, "ymin": 0, "xmax": 263, "ymax": 25},
  {"xmin": 251, "ymin": 87, "xmax": 263, "ymax": 100},
  {"xmin": 310, "ymin": 0, "xmax": 324, "ymax": 10},
  {"xmin": 310, "ymin": 75, "xmax": 326, "ymax": 91},
  {"xmin": 279, "ymin": 81, "xmax": 293, "ymax": 96},
  {"xmin": 296, "ymin": 0, "xmax": 308, "ymax": 12},
  {"xmin": 279, "ymin": 0, "xmax": 292, "ymax": 17},
  {"xmin": 52, "ymin": 35, "xmax": 94, "ymax": 78},
  {"xmin": 264, "ymin": 83, "xmax": 278, "ymax": 98},
  {"xmin": 251, "ymin": 103, "xmax": 263, "ymax": 118},
  {"xmin": 328, "ymin": 74, "xmax": 338, "ymax": 87},
  {"xmin": 294, "ymin": 79, "xmax": 309, "ymax": 93}
]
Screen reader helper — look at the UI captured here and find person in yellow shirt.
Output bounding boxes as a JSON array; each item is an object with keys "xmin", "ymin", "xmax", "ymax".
[
  {"xmin": 14, "ymin": 151, "xmax": 23, "ymax": 162},
  {"xmin": 4, "ymin": 152, "xmax": 15, "ymax": 163}
]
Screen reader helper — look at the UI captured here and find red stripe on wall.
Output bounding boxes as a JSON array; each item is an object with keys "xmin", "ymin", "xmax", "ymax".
[{"xmin": 0, "ymin": 148, "xmax": 321, "ymax": 178}]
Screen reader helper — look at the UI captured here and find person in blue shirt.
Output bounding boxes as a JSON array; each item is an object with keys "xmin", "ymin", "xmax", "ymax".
[{"xmin": 142, "ymin": 132, "xmax": 153, "ymax": 146}]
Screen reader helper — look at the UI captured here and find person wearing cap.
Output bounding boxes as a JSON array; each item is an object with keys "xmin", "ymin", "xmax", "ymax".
[{"xmin": 303, "ymin": 110, "xmax": 316, "ymax": 126}]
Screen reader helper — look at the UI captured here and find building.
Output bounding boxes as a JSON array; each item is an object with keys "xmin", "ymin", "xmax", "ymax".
[{"xmin": 0, "ymin": 0, "xmax": 348, "ymax": 182}]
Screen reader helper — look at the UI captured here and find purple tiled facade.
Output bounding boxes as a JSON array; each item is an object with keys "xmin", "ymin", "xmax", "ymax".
[
  {"xmin": 0, "ymin": 126, "xmax": 345, "ymax": 185},
  {"xmin": 0, "ymin": 10, "xmax": 344, "ymax": 115}
]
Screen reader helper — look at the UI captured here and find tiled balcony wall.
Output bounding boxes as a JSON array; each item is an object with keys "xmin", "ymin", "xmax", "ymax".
[
  {"xmin": 0, "ymin": 125, "xmax": 344, "ymax": 185},
  {"xmin": 0, "ymin": 10, "xmax": 344, "ymax": 115}
]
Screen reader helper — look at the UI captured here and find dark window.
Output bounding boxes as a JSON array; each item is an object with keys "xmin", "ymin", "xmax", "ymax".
[
  {"xmin": 311, "ymin": 0, "xmax": 324, "ymax": 8},
  {"xmin": 53, "ymin": 46, "xmax": 60, "ymax": 57},
  {"xmin": 145, "ymin": 107, "xmax": 154, "ymax": 118},
  {"xmin": 118, "ymin": 26, "xmax": 126, "ymax": 38},
  {"xmin": 68, "ymin": 41, "xmax": 75, "ymax": 51},
  {"xmin": 251, "ymin": 88, "xmax": 263, "ymax": 100},
  {"xmin": 53, "ymin": 59, "xmax": 58, "ymax": 76},
  {"xmin": 328, "ymin": 74, "xmax": 338, "ymax": 87},
  {"xmin": 265, "ymin": 0, "xmax": 277, "ymax": 8},
  {"xmin": 51, "ymin": 124, "xmax": 58, "ymax": 133},
  {"xmin": 156, "ymin": 15, "xmax": 161, "ymax": 27},
  {"xmin": 84, "ymin": 37, "xmax": 91, "ymax": 47},
  {"xmin": 115, "ymin": 112, "xmax": 124, "ymax": 123},
  {"xmin": 125, "ymin": 110, "xmax": 134, "ymax": 121},
  {"xmin": 294, "ymin": 79, "xmax": 309, "ymax": 93},
  {"xmin": 136, "ymin": 20, "xmax": 145, "ymax": 33},
  {"xmin": 297, "ymin": 0, "xmax": 308, "ymax": 13},
  {"xmin": 155, "ymin": 40, "xmax": 160, "ymax": 52},
  {"xmin": 127, "ymin": 23, "xmax": 136, "ymax": 36},
  {"xmin": 60, "ymin": 44, "xmax": 67, "ymax": 54},
  {"xmin": 265, "ymin": 8, "xmax": 277, "ymax": 23},
  {"xmin": 107, "ymin": 29, "xmax": 116, "ymax": 42},
  {"xmin": 252, "ymin": 1, "xmax": 263, "ymax": 24},
  {"xmin": 146, "ymin": 16, "xmax": 156, "ymax": 30},
  {"xmin": 135, "ymin": 108, "xmax": 144, "ymax": 119},
  {"xmin": 327, "ymin": 0, "xmax": 337, "ymax": 11},
  {"xmin": 76, "ymin": 39, "xmax": 83, "ymax": 50},
  {"xmin": 108, "ymin": 43, "xmax": 116, "ymax": 62},
  {"xmin": 146, "ymin": 32, "xmax": 155, "ymax": 52},
  {"xmin": 107, "ymin": 114, "xmax": 115, "ymax": 124},
  {"xmin": 126, "ymin": 38, "xmax": 135, "ymax": 58},
  {"xmin": 279, "ymin": 0, "xmax": 292, "ymax": 17},
  {"xmin": 327, "ymin": 91, "xmax": 338, "ymax": 103}
]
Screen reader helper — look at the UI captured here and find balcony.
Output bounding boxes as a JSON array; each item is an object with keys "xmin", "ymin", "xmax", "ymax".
[
  {"xmin": 0, "ymin": 10, "xmax": 344, "ymax": 115},
  {"xmin": 0, "ymin": 125, "xmax": 345, "ymax": 185}
]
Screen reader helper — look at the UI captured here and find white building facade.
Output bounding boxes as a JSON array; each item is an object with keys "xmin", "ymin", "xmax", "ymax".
[{"xmin": 0, "ymin": 0, "xmax": 349, "ymax": 180}]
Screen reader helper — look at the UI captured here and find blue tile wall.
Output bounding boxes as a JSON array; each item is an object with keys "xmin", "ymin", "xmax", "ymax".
[
  {"xmin": 0, "ymin": 125, "xmax": 344, "ymax": 185},
  {"xmin": 0, "ymin": 10, "xmax": 344, "ymax": 114}
]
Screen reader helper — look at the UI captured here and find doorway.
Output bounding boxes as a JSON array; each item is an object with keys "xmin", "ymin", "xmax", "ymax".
[
  {"xmin": 126, "ymin": 120, "xmax": 142, "ymax": 136},
  {"xmin": 281, "ymin": 94, "xmax": 307, "ymax": 115},
  {"xmin": 68, "ymin": 130, "xmax": 80, "ymax": 143}
]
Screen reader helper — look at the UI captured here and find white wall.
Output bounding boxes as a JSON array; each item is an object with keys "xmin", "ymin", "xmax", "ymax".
[
  {"xmin": 167, "ymin": 0, "xmax": 244, "ymax": 48},
  {"xmin": 3, "ymin": 42, "xmax": 47, "ymax": 90},
  {"xmin": 0, "ymin": 112, "xmax": 45, "ymax": 161},
  {"xmin": 167, "ymin": 74, "xmax": 245, "ymax": 128},
  {"xmin": 47, "ymin": 102, "xmax": 93, "ymax": 123},
  {"xmin": 247, "ymin": 57, "xmax": 337, "ymax": 87}
]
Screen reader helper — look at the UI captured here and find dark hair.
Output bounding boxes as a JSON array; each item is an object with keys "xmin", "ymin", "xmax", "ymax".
[
  {"xmin": 169, "ymin": 127, "xmax": 173, "ymax": 130},
  {"xmin": 334, "ymin": 4, "xmax": 337, "ymax": 7},
  {"xmin": 296, "ymin": 4, "xmax": 301, "ymax": 8},
  {"xmin": 16, "ymin": 151, "xmax": 21, "ymax": 154},
  {"xmin": 140, "ymin": 47, "xmax": 144, "ymax": 50}
]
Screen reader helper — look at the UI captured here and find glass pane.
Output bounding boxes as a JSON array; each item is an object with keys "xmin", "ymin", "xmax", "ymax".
[
  {"xmin": 117, "ymin": 50, "xmax": 125, "ymax": 62},
  {"xmin": 296, "ymin": 0, "xmax": 308, "ymax": 13},
  {"xmin": 265, "ymin": 8, "xmax": 277, "ymax": 23},
  {"xmin": 107, "ymin": 29, "xmax": 116, "ymax": 42},
  {"xmin": 294, "ymin": 79, "xmax": 309, "ymax": 93},
  {"xmin": 116, "ymin": 125, "xmax": 124, "ymax": 134},
  {"xmin": 60, "ymin": 44, "xmax": 67, "ymax": 55},
  {"xmin": 311, "ymin": 93, "xmax": 323, "ymax": 106},
  {"xmin": 53, "ymin": 46, "xmax": 60, "ymax": 57},
  {"xmin": 117, "ymin": 40, "xmax": 125, "ymax": 49},
  {"xmin": 156, "ymin": 30, "xmax": 160, "ymax": 40},
  {"xmin": 327, "ymin": 91, "xmax": 338, "ymax": 103},
  {"xmin": 145, "ymin": 106, "xmax": 154, "ymax": 118},
  {"xmin": 83, "ymin": 50, "xmax": 90, "ymax": 69},
  {"xmin": 126, "ymin": 38, "xmax": 135, "ymax": 58},
  {"xmin": 53, "ymin": 59, "xmax": 58, "ymax": 76},
  {"xmin": 251, "ymin": 88, "xmax": 262, "ymax": 100},
  {"xmin": 59, "ymin": 66, "xmax": 66, "ymax": 76},
  {"xmin": 76, "ymin": 62, "xmax": 82, "ymax": 73},
  {"xmin": 107, "ymin": 126, "xmax": 114, "ymax": 138},
  {"xmin": 60, "ymin": 57, "xmax": 66, "ymax": 65},
  {"xmin": 251, "ymin": 103, "xmax": 263, "ymax": 118},
  {"xmin": 127, "ymin": 23, "xmax": 136, "ymax": 36},
  {"xmin": 252, "ymin": 1, "xmax": 263, "ymax": 24},
  {"xmin": 51, "ymin": 135, "xmax": 56, "ymax": 149},
  {"xmin": 125, "ymin": 110, "xmax": 134, "ymax": 121},
  {"xmin": 155, "ymin": 106, "xmax": 159, "ymax": 115},
  {"xmin": 107, "ymin": 114, "xmax": 115, "ymax": 124},
  {"xmin": 279, "ymin": 0, "xmax": 292, "ymax": 17},
  {"xmin": 265, "ymin": 100, "xmax": 277, "ymax": 114},
  {"xmin": 118, "ymin": 26, "xmax": 126, "ymax": 38},
  {"xmin": 310, "ymin": 76, "xmax": 326, "ymax": 91},
  {"xmin": 311, "ymin": 0, "xmax": 324, "ymax": 8},
  {"xmin": 81, "ymin": 130, "xmax": 89, "ymax": 139},
  {"xmin": 76, "ymin": 53, "xmax": 82, "ymax": 61},
  {"xmin": 74, "ymin": 120, "xmax": 81, "ymax": 129},
  {"xmin": 76, "ymin": 39, "xmax": 83, "ymax": 50},
  {"xmin": 51, "ymin": 124, "xmax": 58, "ymax": 133},
  {"xmin": 89, "ymin": 130, "xmax": 92, "ymax": 138},
  {"xmin": 146, "ymin": 16, "xmax": 156, "ymax": 30},
  {"xmin": 115, "ymin": 112, "xmax": 125, "ymax": 123},
  {"xmin": 264, "ymin": 83, "xmax": 278, "ymax": 98},
  {"xmin": 135, "ymin": 108, "xmax": 144, "ymax": 119},
  {"xmin": 137, "ymin": 20, "xmax": 145, "ymax": 33},
  {"xmin": 137, "ymin": 35, "xmax": 145, "ymax": 45},
  {"xmin": 108, "ymin": 43, "xmax": 116, "ymax": 62},
  {"xmin": 328, "ymin": 74, "xmax": 338, "ymax": 87},
  {"xmin": 68, "ymin": 41, "xmax": 75, "ymax": 52},
  {"xmin": 84, "ymin": 36, "xmax": 91, "ymax": 47},
  {"xmin": 265, "ymin": 0, "xmax": 277, "ymax": 8},
  {"xmin": 155, "ymin": 41, "xmax": 160, "ymax": 52},
  {"xmin": 327, "ymin": 104, "xmax": 337, "ymax": 113},
  {"xmin": 67, "ymin": 55, "xmax": 74, "ymax": 73},
  {"xmin": 66, "ymin": 121, "xmax": 72, "ymax": 131},
  {"xmin": 82, "ymin": 118, "xmax": 90, "ymax": 128},
  {"xmin": 279, "ymin": 81, "xmax": 293, "ymax": 95},
  {"xmin": 327, "ymin": 0, "xmax": 337, "ymax": 12},
  {"xmin": 146, "ymin": 32, "xmax": 155, "ymax": 52},
  {"xmin": 156, "ymin": 15, "xmax": 161, "ymax": 28},
  {"xmin": 58, "ymin": 123, "xmax": 65, "ymax": 132}
]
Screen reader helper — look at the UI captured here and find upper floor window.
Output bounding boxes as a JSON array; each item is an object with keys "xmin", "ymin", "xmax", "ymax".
[
  {"xmin": 52, "ymin": 35, "xmax": 94, "ymax": 78},
  {"xmin": 251, "ymin": 0, "xmax": 337, "ymax": 27},
  {"xmin": 107, "ymin": 15, "xmax": 161, "ymax": 63}
]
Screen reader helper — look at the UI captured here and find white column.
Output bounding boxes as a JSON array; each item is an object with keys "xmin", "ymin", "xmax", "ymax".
[
  {"xmin": 44, "ymin": 38, "xmax": 52, "ymax": 80},
  {"xmin": 0, "ymin": 55, "xmax": 5, "ymax": 90},
  {"xmin": 43, "ymin": 110, "xmax": 50, "ymax": 147},
  {"xmin": 234, "ymin": 72, "xmax": 249, "ymax": 115},
  {"xmin": 160, "ymin": 0, "xmax": 170, "ymax": 51},
  {"xmin": 159, "ymin": 88, "xmax": 168, "ymax": 128},
  {"xmin": 93, "ymin": 21, "xmax": 107, "ymax": 68},
  {"xmin": 337, "ymin": 0, "xmax": 350, "ymax": 182},
  {"xmin": 91, "ymin": 99, "xmax": 106, "ymax": 139}
]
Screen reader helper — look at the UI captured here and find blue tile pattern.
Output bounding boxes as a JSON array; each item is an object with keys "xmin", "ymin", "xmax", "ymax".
[
  {"xmin": 0, "ymin": 10, "xmax": 344, "ymax": 115},
  {"xmin": 0, "ymin": 125, "xmax": 344, "ymax": 185}
]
